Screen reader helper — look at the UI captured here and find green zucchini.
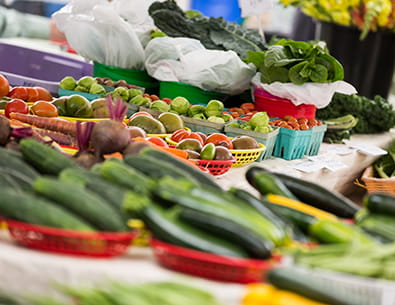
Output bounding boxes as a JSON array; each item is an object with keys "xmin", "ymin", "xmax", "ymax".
[
  {"xmin": 356, "ymin": 213, "xmax": 395, "ymax": 242},
  {"xmin": 124, "ymin": 154, "xmax": 201, "ymax": 187},
  {"xmin": 138, "ymin": 146, "xmax": 222, "ymax": 190},
  {"xmin": 19, "ymin": 138, "xmax": 79, "ymax": 175},
  {"xmin": 256, "ymin": 167, "xmax": 360, "ymax": 218},
  {"xmin": 99, "ymin": 159, "xmax": 154, "ymax": 195},
  {"xmin": 363, "ymin": 193, "xmax": 395, "ymax": 216},
  {"xmin": 0, "ymin": 147, "xmax": 39, "ymax": 179},
  {"xmin": 0, "ymin": 168, "xmax": 35, "ymax": 191},
  {"xmin": 32, "ymin": 177, "xmax": 127, "ymax": 232},
  {"xmin": 123, "ymin": 194, "xmax": 249, "ymax": 258},
  {"xmin": 246, "ymin": 166, "xmax": 298, "ymax": 200},
  {"xmin": 309, "ymin": 219, "xmax": 374, "ymax": 245},
  {"xmin": 267, "ymin": 266, "xmax": 363, "ymax": 305},
  {"xmin": 0, "ymin": 188, "xmax": 94, "ymax": 231}
]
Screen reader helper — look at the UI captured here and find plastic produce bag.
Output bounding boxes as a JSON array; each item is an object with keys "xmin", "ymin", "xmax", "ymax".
[
  {"xmin": 145, "ymin": 37, "xmax": 257, "ymax": 95},
  {"xmin": 52, "ymin": 0, "xmax": 145, "ymax": 70},
  {"xmin": 252, "ymin": 73, "xmax": 358, "ymax": 109}
]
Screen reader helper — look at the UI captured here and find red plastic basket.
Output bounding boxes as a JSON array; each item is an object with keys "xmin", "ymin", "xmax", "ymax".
[
  {"xmin": 4, "ymin": 219, "xmax": 136, "ymax": 258},
  {"xmin": 253, "ymin": 87, "xmax": 316, "ymax": 119},
  {"xmin": 151, "ymin": 239, "xmax": 280, "ymax": 283},
  {"xmin": 192, "ymin": 158, "xmax": 236, "ymax": 176}
]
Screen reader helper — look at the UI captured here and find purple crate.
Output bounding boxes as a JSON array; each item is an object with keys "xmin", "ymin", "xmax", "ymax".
[
  {"xmin": 1, "ymin": 71, "xmax": 59, "ymax": 95},
  {"xmin": 0, "ymin": 42, "xmax": 93, "ymax": 83}
]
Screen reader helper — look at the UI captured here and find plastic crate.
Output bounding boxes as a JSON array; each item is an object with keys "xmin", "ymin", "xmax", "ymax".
[
  {"xmin": 0, "ymin": 42, "xmax": 93, "ymax": 82},
  {"xmin": 93, "ymin": 62, "xmax": 158, "ymax": 95},
  {"xmin": 151, "ymin": 239, "xmax": 280, "ymax": 283},
  {"xmin": 159, "ymin": 81, "xmax": 228, "ymax": 105},
  {"xmin": 192, "ymin": 158, "xmax": 236, "ymax": 176},
  {"xmin": 305, "ymin": 124, "xmax": 327, "ymax": 156},
  {"xmin": 182, "ymin": 116, "xmax": 225, "ymax": 134},
  {"xmin": 253, "ymin": 87, "xmax": 316, "ymax": 119},
  {"xmin": 1, "ymin": 71, "xmax": 59, "ymax": 95},
  {"xmin": 4, "ymin": 219, "xmax": 136, "ymax": 258},
  {"xmin": 224, "ymin": 121, "xmax": 280, "ymax": 161},
  {"xmin": 273, "ymin": 128, "xmax": 312, "ymax": 160},
  {"xmin": 58, "ymin": 88, "xmax": 105, "ymax": 101},
  {"xmin": 230, "ymin": 144, "xmax": 266, "ymax": 167}
]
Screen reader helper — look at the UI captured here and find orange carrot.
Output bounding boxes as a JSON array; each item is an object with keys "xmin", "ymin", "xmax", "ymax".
[
  {"xmin": 161, "ymin": 146, "xmax": 189, "ymax": 159},
  {"xmin": 9, "ymin": 113, "xmax": 77, "ymax": 136}
]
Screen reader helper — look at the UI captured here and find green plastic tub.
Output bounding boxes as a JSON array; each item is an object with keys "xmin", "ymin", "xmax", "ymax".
[
  {"xmin": 93, "ymin": 62, "xmax": 159, "ymax": 95},
  {"xmin": 159, "ymin": 81, "xmax": 228, "ymax": 105}
]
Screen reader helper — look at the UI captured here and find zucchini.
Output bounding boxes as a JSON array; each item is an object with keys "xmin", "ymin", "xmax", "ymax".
[
  {"xmin": 19, "ymin": 138, "xmax": 79, "ymax": 175},
  {"xmin": 0, "ymin": 147, "xmax": 39, "ymax": 179},
  {"xmin": 363, "ymin": 193, "xmax": 395, "ymax": 216},
  {"xmin": 123, "ymin": 194, "xmax": 249, "ymax": 258},
  {"xmin": 309, "ymin": 219, "xmax": 374, "ymax": 245},
  {"xmin": 356, "ymin": 213, "xmax": 395, "ymax": 242},
  {"xmin": 153, "ymin": 185, "xmax": 275, "ymax": 258},
  {"xmin": 0, "ymin": 168, "xmax": 35, "ymax": 191},
  {"xmin": 99, "ymin": 160, "xmax": 154, "ymax": 195},
  {"xmin": 268, "ymin": 169, "xmax": 360, "ymax": 218},
  {"xmin": 124, "ymin": 154, "xmax": 201, "ymax": 187},
  {"xmin": 32, "ymin": 177, "xmax": 128, "ymax": 232},
  {"xmin": 138, "ymin": 146, "xmax": 222, "ymax": 190},
  {"xmin": 0, "ymin": 188, "xmax": 94, "ymax": 231},
  {"xmin": 246, "ymin": 167, "xmax": 298, "ymax": 200},
  {"xmin": 178, "ymin": 207, "xmax": 272, "ymax": 259},
  {"xmin": 267, "ymin": 266, "xmax": 362, "ymax": 305}
]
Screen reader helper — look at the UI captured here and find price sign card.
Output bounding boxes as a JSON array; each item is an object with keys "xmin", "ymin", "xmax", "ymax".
[
  {"xmin": 307, "ymin": 155, "xmax": 348, "ymax": 171},
  {"xmin": 349, "ymin": 144, "xmax": 388, "ymax": 156},
  {"xmin": 239, "ymin": 0, "xmax": 274, "ymax": 17},
  {"xmin": 288, "ymin": 160, "xmax": 326, "ymax": 173}
]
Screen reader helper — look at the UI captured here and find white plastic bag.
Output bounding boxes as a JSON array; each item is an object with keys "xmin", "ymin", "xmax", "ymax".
[
  {"xmin": 144, "ymin": 37, "xmax": 256, "ymax": 95},
  {"xmin": 52, "ymin": 0, "xmax": 145, "ymax": 70},
  {"xmin": 252, "ymin": 73, "xmax": 358, "ymax": 109}
]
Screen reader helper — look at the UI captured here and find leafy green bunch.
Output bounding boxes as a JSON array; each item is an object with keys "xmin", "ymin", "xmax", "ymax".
[{"xmin": 244, "ymin": 38, "xmax": 344, "ymax": 85}]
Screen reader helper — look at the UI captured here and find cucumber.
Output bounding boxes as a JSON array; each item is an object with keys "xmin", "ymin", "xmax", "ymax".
[
  {"xmin": 153, "ymin": 184, "xmax": 274, "ymax": 258},
  {"xmin": 124, "ymin": 154, "xmax": 201, "ymax": 187},
  {"xmin": 0, "ymin": 147, "xmax": 39, "ymax": 179},
  {"xmin": 99, "ymin": 159, "xmax": 154, "ymax": 195},
  {"xmin": 138, "ymin": 146, "xmax": 222, "ymax": 190},
  {"xmin": 364, "ymin": 193, "xmax": 395, "ymax": 216},
  {"xmin": 32, "ymin": 177, "xmax": 128, "ymax": 232},
  {"xmin": 258, "ymin": 167, "xmax": 360, "ymax": 218},
  {"xmin": 267, "ymin": 266, "xmax": 361, "ymax": 305},
  {"xmin": 246, "ymin": 167, "xmax": 298, "ymax": 200},
  {"xmin": 19, "ymin": 138, "xmax": 79, "ymax": 175},
  {"xmin": 123, "ymin": 194, "xmax": 249, "ymax": 258},
  {"xmin": 0, "ymin": 168, "xmax": 35, "ymax": 191},
  {"xmin": 356, "ymin": 213, "xmax": 395, "ymax": 242},
  {"xmin": 0, "ymin": 188, "xmax": 94, "ymax": 231}
]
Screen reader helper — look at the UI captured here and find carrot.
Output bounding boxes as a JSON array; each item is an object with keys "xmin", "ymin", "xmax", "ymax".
[
  {"xmin": 9, "ymin": 113, "xmax": 77, "ymax": 136},
  {"xmin": 104, "ymin": 152, "xmax": 123, "ymax": 160},
  {"xmin": 161, "ymin": 146, "xmax": 189, "ymax": 159},
  {"xmin": 33, "ymin": 128, "xmax": 77, "ymax": 147}
]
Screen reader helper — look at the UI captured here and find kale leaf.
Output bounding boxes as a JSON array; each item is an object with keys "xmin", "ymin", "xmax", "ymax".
[{"xmin": 148, "ymin": 0, "xmax": 265, "ymax": 58}]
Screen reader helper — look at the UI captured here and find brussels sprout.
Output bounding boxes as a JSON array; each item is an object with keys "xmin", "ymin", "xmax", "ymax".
[
  {"xmin": 221, "ymin": 113, "xmax": 233, "ymax": 122},
  {"xmin": 111, "ymin": 86, "xmax": 129, "ymax": 101},
  {"xmin": 254, "ymin": 125, "xmax": 273, "ymax": 133},
  {"xmin": 207, "ymin": 116, "xmax": 225, "ymax": 124},
  {"xmin": 188, "ymin": 105, "xmax": 206, "ymax": 117},
  {"xmin": 150, "ymin": 100, "xmax": 170, "ymax": 112},
  {"xmin": 192, "ymin": 113, "xmax": 206, "ymax": 120},
  {"xmin": 205, "ymin": 100, "xmax": 224, "ymax": 117},
  {"xmin": 250, "ymin": 112, "xmax": 270, "ymax": 129},
  {"xmin": 89, "ymin": 83, "xmax": 106, "ymax": 95},
  {"xmin": 170, "ymin": 96, "xmax": 190, "ymax": 115},
  {"xmin": 227, "ymin": 122, "xmax": 240, "ymax": 128},
  {"xmin": 59, "ymin": 76, "xmax": 77, "ymax": 91},
  {"xmin": 128, "ymin": 88, "xmax": 143, "ymax": 99},
  {"xmin": 74, "ymin": 85, "xmax": 89, "ymax": 93},
  {"xmin": 129, "ymin": 95, "xmax": 151, "ymax": 106},
  {"xmin": 77, "ymin": 76, "xmax": 97, "ymax": 90}
]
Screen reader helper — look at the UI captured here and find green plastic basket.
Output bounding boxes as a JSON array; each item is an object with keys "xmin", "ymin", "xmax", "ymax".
[
  {"xmin": 306, "ymin": 124, "xmax": 327, "ymax": 156},
  {"xmin": 58, "ymin": 88, "xmax": 104, "ymax": 101},
  {"xmin": 273, "ymin": 128, "xmax": 313, "ymax": 160},
  {"xmin": 224, "ymin": 121, "xmax": 279, "ymax": 161},
  {"xmin": 93, "ymin": 62, "xmax": 159, "ymax": 94},
  {"xmin": 159, "ymin": 81, "xmax": 228, "ymax": 105}
]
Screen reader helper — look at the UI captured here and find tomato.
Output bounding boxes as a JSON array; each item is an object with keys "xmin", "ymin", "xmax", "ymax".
[
  {"xmin": 205, "ymin": 133, "xmax": 233, "ymax": 149},
  {"xmin": 183, "ymin": 132, "xmax": 204, "ymax": 145},
  {"xmin": 162, "ymin": 98, "xmax": 172, "ymax": 105},
  {"xmin": 300, "ymin": 123, "xmax": 310, "ymax": 130},
  {"xmin": 150, "ymin": 94, "xmax": 160, "ymax": 101},
  {"xmin": 8, "ymin": 87, "xmax": 28, "ymax": 101},
  {"xmin": 171, "ymin": 129, "xmax": 190, "ymax": 143},
  {"xmin": 129, "ymin": 111, "xmax": 153, "ymax": 121},
  {"xmin": 26, "ymin": 87, "xmax": 40, "ymax": 103},
  {"xmin": 146, "ymin": 136, "xmax": 168, "ymax": 147},
  {"xmin": 4, "ymin": 99, "xmax": 29, "ymax": 118},
  {"xmin": 30, "ymin": 101, "xmax": 58, "ymax": 117},
  {"xmin": 34, "ymin": 87, "xmax": 52, "ymax": 101},
  {"xmin": 0, "ymin": 74, "xmax": 10, "ymax": 97},
  {"xmin": 240, "ymin": 102, "xmax": 255, "ymax": 112},
  {"xmin": 307, "ymin": 119, "xmax": 318, "ymax": 127}
]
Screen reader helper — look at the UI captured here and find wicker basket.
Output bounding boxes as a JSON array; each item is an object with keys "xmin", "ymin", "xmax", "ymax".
[{"xmin": 360, "ymin": 166, "xmax": 395, "ymax": 196}]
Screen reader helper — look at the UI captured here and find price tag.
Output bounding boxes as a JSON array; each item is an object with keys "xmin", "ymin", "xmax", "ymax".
[
  {"xmin": 238, "ymin": 0, "xmax": 274, "ymax": 17},
  {"xmin": 349, "ymin": 144, "xmax": 388, "ymax": 156},
  {"xmin": 289, "ymin": 160, "xmax": 326, "ymax": 173}
]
